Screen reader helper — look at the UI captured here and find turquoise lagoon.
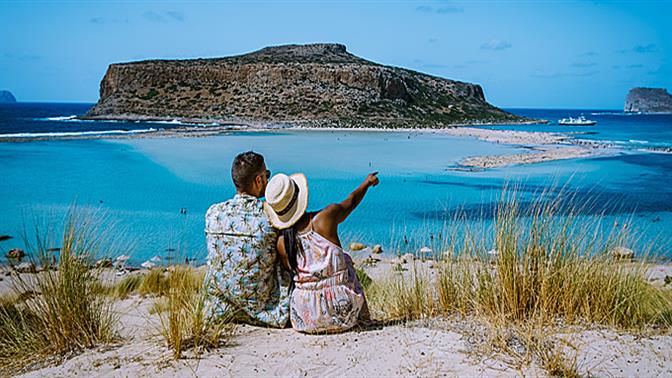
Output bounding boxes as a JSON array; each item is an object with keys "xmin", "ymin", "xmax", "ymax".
[{"xmin": 1, "ymin": 106, "xmax": 671, "ymax": 264}]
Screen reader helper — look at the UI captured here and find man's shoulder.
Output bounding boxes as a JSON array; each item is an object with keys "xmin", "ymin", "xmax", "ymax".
[
  {"xmin": 205, "ymin": 197, "xmax": 275, "ymax": 233},
  {"xmin": 205, "ymin": 202, "xmax": 227, "ymax": 222},
  {"xmin": 206, "ymin": 200, "xmax": 232, "ymax": 214},
  {"xmin": 206, "ymin": 195, "xmax": 256, "ymax": 212}
]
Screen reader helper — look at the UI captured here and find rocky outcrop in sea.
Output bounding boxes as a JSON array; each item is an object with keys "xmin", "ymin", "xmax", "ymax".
[
  {"xmin": 624, "ymin": 87, "xmax": 672, "ymax": 113},
  {"xmin": 0, "ymin": 90, "xmax": 17, "ymax": 103},
  {"xmin": 83, "ymin": 43, "xmax": 532, "ymax": 128}
]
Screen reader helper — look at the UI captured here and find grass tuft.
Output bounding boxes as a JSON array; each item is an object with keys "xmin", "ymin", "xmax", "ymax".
[
  {"xmin": 0, "ymin": 210, "xmax": 116, "ymax": 373},
  {"xmin": 157, "ymin": 266, "xmax": 233, "ymax": 359},
  {"xmin": 112, "ymin": 275, "xmax": 143, "ymax": 299},
  {"xmin": 367, "ymin": 185, "xmax": 672, "ymax": 330},
  {"xmin": 354, "ymin": 266, "xmax": 373, "ymax": 289},
  {"xmin": 138, "ymin": 269, "xmax": 168, "ymax": 296}
]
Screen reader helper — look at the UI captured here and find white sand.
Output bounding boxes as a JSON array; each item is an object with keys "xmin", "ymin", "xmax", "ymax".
[
  {"xmin": 458, "ymin": 146, "xmax": 598, "ymax": 169},
  {"xmin": 19, "ymin": 298, "xmax": 539, "ymax": 377},
  {"xmin": 4, "ymin": 260, "xmax": 670, "ymax": 377},
  {"xmin": 557, "ymin": 328, "xmax": 672, "ymax": 377}
]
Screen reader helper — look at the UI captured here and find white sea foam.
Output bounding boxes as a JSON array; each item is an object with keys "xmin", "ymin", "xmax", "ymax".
[
  {"xmin": 589, "ymin": 111, "xmax": 638, "ymax": 116},
  {"xmin": 36, "ymin": 115, "xmax": 123, "ymax": 123},
  {"xmin": 33, "ymin": 115, "xmax": 109, "ymax": 122},
  {"xmin": 37, "ymin": 115, "xmax": 219, "ymax": 128},
  {"xmin": 0, "ymin": 128, "xmax": 157, "ymax": 138},
  {"xmin": 148, "ymin": 119, "xmax": 211, "ymax": 127},
  {"xmin": 629, "ymin": 139, "xmax": 649, "ymax": 144},
  {"xmin": 151, "ymin": 119, "xmax": 184, "ymax": 125},
  {"xmin": 41, "ymin": 115, "xmax": 79, "ymax": 121}
]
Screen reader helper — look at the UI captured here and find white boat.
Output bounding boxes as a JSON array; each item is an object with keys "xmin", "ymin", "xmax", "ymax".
[{"xmin": 558, "ymin": 116, "xmax": 597, "ymax": 126}]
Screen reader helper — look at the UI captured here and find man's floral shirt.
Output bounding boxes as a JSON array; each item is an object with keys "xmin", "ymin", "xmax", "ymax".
[{"xmin": 204, "ymin": 193, "xmax": 291, "ymax": 327}]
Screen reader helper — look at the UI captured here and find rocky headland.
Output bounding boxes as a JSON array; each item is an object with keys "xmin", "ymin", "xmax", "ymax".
[
  {"xmin": 82, "ymin": 43, "xmax": 537, "ymax": 128},
  {"xmin": 0, "ymin": 90, "xmax": 17, "ymax": 103},
  {"xmin": 624, "ymin": 87, "xmax": 672, "ymax": 113}
]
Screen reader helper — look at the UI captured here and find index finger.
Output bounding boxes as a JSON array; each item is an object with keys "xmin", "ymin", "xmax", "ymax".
[{"xmin": 370, "ymin": 171, "xmax": 379, "ymax": 176}]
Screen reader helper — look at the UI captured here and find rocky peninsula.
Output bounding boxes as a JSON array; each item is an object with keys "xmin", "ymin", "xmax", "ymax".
[
  {"xmin": 82, "ymin": 43, "xmax": 536, "ymax": 128},
  {"xmin": 624, "ymin": 87, "xmax": 672, "ymax": 113},
  {"xmin": 0, "ymin": 90, "xmax": 17, "ymax": 103}
]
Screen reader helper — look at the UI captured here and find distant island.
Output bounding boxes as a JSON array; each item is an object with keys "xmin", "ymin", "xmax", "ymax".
[
  {"xmin": 0, "ymin": 90, "xmax": 17, "ymax": 103},
  {"xmin": 624, "ymin": 87, "xmax": 672, "ymax": 113},
  {"xmin": 82, "ymin": 43, "xmax": 538, "ymax": 128}
]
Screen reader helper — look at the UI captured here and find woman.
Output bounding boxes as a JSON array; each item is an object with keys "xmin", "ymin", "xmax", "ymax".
[{"xmin": 263, "ymin": 171, "xmax": 378, "ymax": 333}]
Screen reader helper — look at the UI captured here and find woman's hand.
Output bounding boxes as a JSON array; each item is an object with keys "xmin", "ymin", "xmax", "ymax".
[{"xmin": 365, "ymin": 172, "xmax": 379, "ymax": 187}]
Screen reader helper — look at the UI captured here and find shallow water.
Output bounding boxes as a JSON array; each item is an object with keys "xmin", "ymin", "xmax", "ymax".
[{"xmin": 0, "ymin": 105, "xmax": 671, "ymax": 263}]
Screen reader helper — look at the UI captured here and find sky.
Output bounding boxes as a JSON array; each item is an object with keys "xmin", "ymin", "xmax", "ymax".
[{"xmin": 0, "ymin": 0, "xmax": 670, "ymax": 109}]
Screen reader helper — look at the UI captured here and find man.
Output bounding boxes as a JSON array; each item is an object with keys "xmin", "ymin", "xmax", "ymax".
[{"xmin": 203, "ymin": 151, "xmax": 291, "ymax": 327}]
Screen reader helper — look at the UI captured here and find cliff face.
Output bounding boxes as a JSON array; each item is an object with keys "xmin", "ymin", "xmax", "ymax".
[
  {"xmin": 0, "ymin": 90, "xmax": 17, "ymax": 103},
  {"xmin": 84, "ymin": 43, "xmax": 525, "ymax": 127},
  {"xmin": 624, "ymin": 87, "xmax": 672, "ymax": 113}
]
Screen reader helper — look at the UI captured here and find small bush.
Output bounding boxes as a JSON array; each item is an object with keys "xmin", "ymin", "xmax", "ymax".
[{"xmin": 141, "ymin": 88, "xmax": 159, "ymax": 100}]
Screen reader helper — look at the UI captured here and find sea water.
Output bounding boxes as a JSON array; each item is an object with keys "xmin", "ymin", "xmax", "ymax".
[{"xmin": 0, "ymin": 104, "xmax": 670, "ymax": 264}]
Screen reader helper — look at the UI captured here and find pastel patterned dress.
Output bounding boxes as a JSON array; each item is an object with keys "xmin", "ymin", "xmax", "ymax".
[
  {"xmin": 290, "ymin": 222, "xmax": 368, "ymax": 333},
  {"xmin": 204, "ymin": 193, "xmax": 292, "ymax": 328}
]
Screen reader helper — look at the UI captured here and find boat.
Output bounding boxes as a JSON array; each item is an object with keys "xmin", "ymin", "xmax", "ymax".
[{"xmin": 557, "ymin": 116, "xmax": 597, "ymax": 126}]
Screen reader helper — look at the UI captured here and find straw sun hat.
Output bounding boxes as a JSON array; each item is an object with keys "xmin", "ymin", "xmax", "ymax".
[{"xmin": 263, "ymin": 173, "xmax": 308, "ymax": 229}]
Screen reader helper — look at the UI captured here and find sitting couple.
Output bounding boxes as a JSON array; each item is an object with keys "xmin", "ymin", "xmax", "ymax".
[{"xmin": 203, "ymin": 151, "xmax": 377, "ymax": 333}]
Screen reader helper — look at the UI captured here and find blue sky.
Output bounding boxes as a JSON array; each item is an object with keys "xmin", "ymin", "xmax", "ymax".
[{"xmin": 0, "ymin": 0, "xmax": 670, "ymax": 109}]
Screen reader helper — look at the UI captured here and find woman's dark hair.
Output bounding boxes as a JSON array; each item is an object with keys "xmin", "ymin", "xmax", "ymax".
[
  {"xmin": 282, "ymin": 227, "xmax": 300, "ymax": 274},
  {"xmin": 231, "ymin": 151, "xmax": 264, "ymax": 191}
]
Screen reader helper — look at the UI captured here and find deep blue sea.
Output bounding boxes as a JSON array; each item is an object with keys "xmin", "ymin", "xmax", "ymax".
[{"xmin": 1, "ymin": 103, "xmax": 671, "ymax": 264}]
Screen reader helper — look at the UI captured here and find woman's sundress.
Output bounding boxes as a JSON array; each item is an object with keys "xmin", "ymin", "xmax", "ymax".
[{"xmin": 290, "ymin": 221, "xmax": 368, "ymax": 333}]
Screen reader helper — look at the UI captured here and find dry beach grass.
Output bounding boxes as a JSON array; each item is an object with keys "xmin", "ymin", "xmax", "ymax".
[
  {"xmin": 1, "ymin": 188, "xmax": 671, "ymax": 376},
  {"xmin": 0, "ymin": 211, "xmax": 116, "ymax": 373}
]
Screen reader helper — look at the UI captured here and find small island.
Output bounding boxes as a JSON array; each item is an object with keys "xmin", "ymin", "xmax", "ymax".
[
  {"xmin": 624, "ymin": 87, "xmax": 672, "ymax": 113},
  {"xmin": 0, "ymin": 90, "xmax": 17, "ymax": 103},
  {"xmin": 82, "ymin": 43, "xmax": 540, "ymax": 128}
]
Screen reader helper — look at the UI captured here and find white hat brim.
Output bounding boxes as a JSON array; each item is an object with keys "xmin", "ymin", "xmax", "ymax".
[{"xmin": 264, "ymin": 173, "xmax": 308, "ymax": 229}]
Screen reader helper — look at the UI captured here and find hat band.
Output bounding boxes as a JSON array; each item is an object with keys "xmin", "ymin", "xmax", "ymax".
[{"xmin": 276, "ymin": 181, "xmax": 299, "ymax": 216}]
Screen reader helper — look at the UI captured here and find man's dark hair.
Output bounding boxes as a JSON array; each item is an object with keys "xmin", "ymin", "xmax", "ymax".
[{"xmin": 231, "ymin": 151, "xmax": 265, "ymax": 191}]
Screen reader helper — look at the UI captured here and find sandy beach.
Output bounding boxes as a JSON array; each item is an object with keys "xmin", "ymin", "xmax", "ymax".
[
  {"xmin": 456, "ymin": 146, "xmax": 599, "ymax": 170},
  {"xmin": 14, "ymin": 311, "xmax": 672, "ymax": 377},
  {"xmin": 3, "ymin": 258, "xmax": 671, "ymax": 377}
]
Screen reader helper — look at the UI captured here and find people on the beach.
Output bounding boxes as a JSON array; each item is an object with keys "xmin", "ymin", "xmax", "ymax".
[
  {"xmin": 203, "ymin": 151, "xmax": 292, "ymax": 328},
  {"xmin": 264, "ymin": 171, "xmax": 376, "ymax": 333}
]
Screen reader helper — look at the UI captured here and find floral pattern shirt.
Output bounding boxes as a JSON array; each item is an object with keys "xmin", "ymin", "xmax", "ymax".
[{"xmin": 203, "ymin": 193, "xmax": 291, "ymax": 328}]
